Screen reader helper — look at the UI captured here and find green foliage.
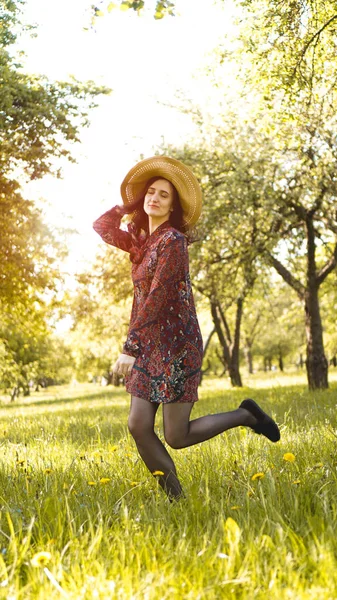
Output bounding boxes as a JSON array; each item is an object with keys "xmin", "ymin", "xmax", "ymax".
[
  {"xmin": 90, "ymin": 0, "xmax": 175, "ymax": 23},
  {"xmin": 1, "ymin": 377, "xmax": 337, "ymax": 597},
  {"xmin": 68, "ymin": 248, "xmax": 133, "ymax": 381},
  {"xmin": 0, "ymin": 0, "xmax": 109, "ymax": 395},
  {"xmin": 246, "ymin": 278, "xmax": 306, "ymax": 370},
  {"xmin": 235, "ymin": 0, "xmax": 337, "ymax": 101}
]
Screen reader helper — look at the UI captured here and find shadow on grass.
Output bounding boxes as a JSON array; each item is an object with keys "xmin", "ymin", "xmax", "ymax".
[
  {"xmin": 1, "ymin": 401, "xmax": 131, "ymax": 446},
  {"xmin": 0, "ymin": 386, "xmax": 125, "ymax": 412}
]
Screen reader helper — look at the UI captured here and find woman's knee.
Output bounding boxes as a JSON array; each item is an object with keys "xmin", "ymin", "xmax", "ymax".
[
  {"xmin": 164, "ymin": 429, "xmax": 185, "ymax": 449},
  {"xmin": 163, "ymin": 404, "xmax": 192, "ymax": 449},
  {"xmin": 128, "ymin": 396, "xmax": 157, "ymax": 442},
  {"xmin": 128, "ymin": 414, "xmax": 153, "ymax": 442}
]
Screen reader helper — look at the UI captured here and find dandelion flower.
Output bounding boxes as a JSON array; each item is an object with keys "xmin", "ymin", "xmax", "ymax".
[
  {"xmin": 251, "ymin": 472, "xmax": 265, "ymax": 481},
  {"xmin": 88, "ymin": 481, "xmax": 97, "ymax": 486},
  {"xmin": 283, "ymin": 453, "xmax": 295, "ymax": 462},
  {"xmin": 131, "ymin": 482, "xmax": 139, "ymax": 487},
  {"xmin": 99, "ymin": 478, "xmax": 111, "ymax": 484},
  {"xmin": 292, "ymin": 480, "xmax": 301, "ymax": 485},
  {"xmin": 152, "ymin": 470, "xmax": 164, "ymax": 476},
  {"xmin": 92, "ymin": 451, "xmax": 102, "ymax": 458},
  {"xmin": 31, "ymin": 551, "xmax": 52, "ymax": 568}
]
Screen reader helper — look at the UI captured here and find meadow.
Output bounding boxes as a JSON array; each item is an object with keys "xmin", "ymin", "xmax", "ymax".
[{"xmin": 0, "ymin": 370, "xmax": 337, "ymax": 599}]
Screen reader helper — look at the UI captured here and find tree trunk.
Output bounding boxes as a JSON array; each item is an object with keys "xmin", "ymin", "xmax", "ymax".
[
  {"xmin": 244, "ymin": 340, "xmax": 253, "ymax": 374},
  {"xmin": 304, "ymin": 287, "xmax": 328, "ymax": 389},
  {"xmin": 278, "ymin": 346, "xmax": 284, "ymax": 372},
  {"xmin": 304, "ymin": 216, "xmax": 328, "ymax": 389},
  {"xmin": 229, "ymin": 297, "xmax": 243, "ymax": 386},
  {"xmin": 210, "ymin": 299, "xmax": 243, "ymax": 387}
]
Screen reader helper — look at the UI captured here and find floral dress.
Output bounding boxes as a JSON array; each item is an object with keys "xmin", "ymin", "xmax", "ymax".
[{"xmin": 93, "ymin": 207, "xmax": 203, "ymax": 403}]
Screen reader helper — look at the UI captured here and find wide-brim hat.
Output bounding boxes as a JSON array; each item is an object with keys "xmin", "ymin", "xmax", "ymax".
[{"xmin": 120, "ymin": 156, "xmax": 202, "ymax": 228}]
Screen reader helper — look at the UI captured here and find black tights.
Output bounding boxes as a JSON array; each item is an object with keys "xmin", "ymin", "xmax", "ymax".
[{"xmin": 128, "ymin": 396, "xmax": 256, "ymax": 499}]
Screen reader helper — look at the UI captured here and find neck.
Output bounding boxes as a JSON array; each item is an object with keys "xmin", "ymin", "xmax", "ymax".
[{"xmin": 148, "ymin": 216, "xmax": 169, "ymax": 235}]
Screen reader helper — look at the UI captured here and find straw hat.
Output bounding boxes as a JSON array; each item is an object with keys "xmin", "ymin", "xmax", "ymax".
[{"xmin": 120, "ymin": 156, "xmax": 202, "ymax": 228}]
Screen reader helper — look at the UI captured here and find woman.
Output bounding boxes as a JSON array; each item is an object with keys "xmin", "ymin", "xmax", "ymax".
[{"xmin": 93, "ymin": 156, "xmax": 280, "ymax": 500}]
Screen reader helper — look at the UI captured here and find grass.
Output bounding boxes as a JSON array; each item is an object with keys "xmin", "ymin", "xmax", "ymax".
[{"xmin": 0, "ymin": 371, "xmax": 337, "ymax": 599}]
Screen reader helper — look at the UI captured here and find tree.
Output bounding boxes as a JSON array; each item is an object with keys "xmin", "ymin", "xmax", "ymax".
[
  {"xmin": 0, "ymin": 0, "xmax": 109, "ymax": 395},
  {"xmin": 1, "ymin": 1, "xmax": 109, "ymax": 180}
]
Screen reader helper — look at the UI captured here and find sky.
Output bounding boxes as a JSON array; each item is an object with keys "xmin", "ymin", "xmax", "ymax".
[{"xmin": 18, "ymin": 0, "xmax": 237, "ymax": 277}]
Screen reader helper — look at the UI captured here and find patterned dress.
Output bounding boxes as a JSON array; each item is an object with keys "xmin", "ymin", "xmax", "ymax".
[{"xmin": 93, "ymin": 207, "xmax": 203, "ymax": 403}]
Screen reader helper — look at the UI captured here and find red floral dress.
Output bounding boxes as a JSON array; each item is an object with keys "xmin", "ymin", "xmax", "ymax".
[{"xmin": 93, "ymin": 207, "xmax": 203, "ymax": 403}]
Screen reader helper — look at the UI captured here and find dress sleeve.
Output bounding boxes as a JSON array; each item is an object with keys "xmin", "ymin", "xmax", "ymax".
[
  {"xmin": 123, "ymin": 233, "xmax": 188, "ymax": 358},
  {"xmin": 93, "ymin": 206, "xmax": 132, "ymax": 253}
]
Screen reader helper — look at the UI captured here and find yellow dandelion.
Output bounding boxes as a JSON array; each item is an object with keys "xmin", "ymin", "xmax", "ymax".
[
  {"xmin": 131, "ymin": 481, "xmax": 139, "ymax": 487},
  {"xmin": 31, "ymin": 551, "xmax": 52, "ymax": 568},
  {"xmin": 92, "ymin": 450, "xmax": 102, "ymax": 458},
  {"xmin": 230, "ymin": 505, "xmax": 242, "ymax": 510},
  {"xmin": 292, "ymin": 480, "xmax": 301, "ymax": 485},
  {"xmin": 88, "ymin": 481, "xmax": 97, "ymax": 486},
  {"xmin": 283, "ymin": 453, "xmax": 295, "ymax": 462},
  {"xmin": 109, "ymin": 445, "xmax": 118, "ymax": 452},
  {"xmin": 99, "ymin": 478, "xmax": 111, "ymax": 484},
  {"xmin": 152, "ymin": 470, "xmax": 164, "ymax": 476},
  {"xmin": 251, "ymin": 472, "xmax": 265, "ymax": 481},
  {"xmin": 44, "ymin": 468, "xmax": 52, "ymax": 475}
]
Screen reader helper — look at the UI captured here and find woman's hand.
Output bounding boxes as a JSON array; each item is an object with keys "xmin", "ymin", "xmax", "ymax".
[{"xmin": 113, "ymin": 353, "xmax": 136, "ymax": 377}]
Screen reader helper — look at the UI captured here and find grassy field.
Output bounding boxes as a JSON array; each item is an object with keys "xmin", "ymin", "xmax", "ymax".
[{"xmin": 0, "ymin": 371, "xmax": 337, "ymax": 599}]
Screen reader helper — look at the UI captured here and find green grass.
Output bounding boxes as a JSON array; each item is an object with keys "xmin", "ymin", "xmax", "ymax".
[{"xmin": 0, "ymin": 373, "xmax": 337, "ymax": 599}]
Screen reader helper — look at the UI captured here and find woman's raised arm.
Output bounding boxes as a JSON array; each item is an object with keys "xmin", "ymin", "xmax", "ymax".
[{"xmin": 93, "ymin": 206, "xmax": 133, "ymax": 253}]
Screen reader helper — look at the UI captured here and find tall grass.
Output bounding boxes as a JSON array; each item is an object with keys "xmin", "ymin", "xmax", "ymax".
[{"xmin": 0, "ymin": 374, "xmax": 337, "ymax": 599}]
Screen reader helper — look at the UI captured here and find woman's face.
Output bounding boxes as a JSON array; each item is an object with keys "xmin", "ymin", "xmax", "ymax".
[{"xmin": 143, "ymin": 178, "xmax": 174, "ymax": 222}]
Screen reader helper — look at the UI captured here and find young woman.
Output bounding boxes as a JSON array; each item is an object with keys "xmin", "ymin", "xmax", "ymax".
[{"xmin": 93, "ymin": 156, "xmax": 280, "ymax": 500}]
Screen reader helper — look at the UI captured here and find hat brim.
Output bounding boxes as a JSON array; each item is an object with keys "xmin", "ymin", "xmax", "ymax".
[{"xmin": 120, "ymin": 156, "xmax": 202, "ymax": 228}]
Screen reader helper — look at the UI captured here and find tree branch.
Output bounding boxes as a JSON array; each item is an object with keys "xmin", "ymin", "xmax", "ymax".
[
  {"xmin": 267, "ymin": 252, "xmax": 306, "ymax": 299},
  {"xmin": 203, "ymin": 327, "xmax": 216, "ymax": 357},
  {"xmin": 217, "ymin": 302, "xmax": 232, "ymax": 346},
  {"xmin": 292, "ymin": 14, "xmax": 337, "ymax": 80},
  {"xmin": 316, "ymin": 242, "xmax": 337, "ymax": 287}
]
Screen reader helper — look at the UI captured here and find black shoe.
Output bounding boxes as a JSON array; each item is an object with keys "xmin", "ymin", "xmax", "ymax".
[{"xmin": 240, "ymin": 398, "xmax": 280, "ymax": 443}]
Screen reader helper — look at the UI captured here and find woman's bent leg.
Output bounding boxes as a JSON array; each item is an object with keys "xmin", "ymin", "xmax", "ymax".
[
  {"xmin": 163, "ymin": 402, "xmax": 257, "ymax": 449},
  {"xmin": 128, "ymin": 396, "xmax": 183, "ymax": 499}
]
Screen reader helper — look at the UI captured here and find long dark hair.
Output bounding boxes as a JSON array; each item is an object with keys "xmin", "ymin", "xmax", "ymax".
[{"xmin": 120, "ymin": 177, "xmax": 190, "ymax": 239}]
